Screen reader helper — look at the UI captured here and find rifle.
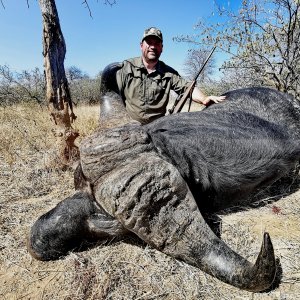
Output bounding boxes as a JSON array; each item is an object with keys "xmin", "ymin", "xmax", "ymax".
[{"xmin": 169, "ymin": 46, "xmax": 216, "ymax": 114}]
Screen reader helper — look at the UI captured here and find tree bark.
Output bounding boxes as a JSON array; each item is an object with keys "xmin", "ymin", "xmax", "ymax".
[{"xmin": 39, "ymin": 0, "xmax": 79, "ymax": 166}]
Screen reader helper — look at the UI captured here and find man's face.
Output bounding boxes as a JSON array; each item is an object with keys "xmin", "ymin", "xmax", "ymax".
[{"xmin": 140, "ymin": 36, "xmax": 163, "ymax": 63}]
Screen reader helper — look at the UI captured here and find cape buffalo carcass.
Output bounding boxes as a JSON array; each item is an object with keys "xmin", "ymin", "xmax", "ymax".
[{"xmin": 28, "ymin": 87, "xmax": 300, "ymax": 292}]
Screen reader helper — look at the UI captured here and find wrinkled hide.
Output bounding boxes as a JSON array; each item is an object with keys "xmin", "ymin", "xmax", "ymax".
[{"xmin": 28, "ymin": 87, "xmax": 300, "ymax": 292}]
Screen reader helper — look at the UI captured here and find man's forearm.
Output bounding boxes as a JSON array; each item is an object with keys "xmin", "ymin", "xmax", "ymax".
[
  {"xmin": 192, "ymin": 87, "xmax": 206, "ymax": 104},
  {"xmin": 192, "ymin": 87, "xmax": 226, "ymax": 106}
]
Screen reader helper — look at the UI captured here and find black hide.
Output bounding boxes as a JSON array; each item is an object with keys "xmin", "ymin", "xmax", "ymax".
[{"xmin": 145, "ymin": 87, "xmax": 300, "ymax": 210}]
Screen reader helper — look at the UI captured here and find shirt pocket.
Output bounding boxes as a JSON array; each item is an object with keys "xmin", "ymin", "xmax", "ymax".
[{"xmin": 148, "ymin": 78, "xmax": 167, "ymax": 104}]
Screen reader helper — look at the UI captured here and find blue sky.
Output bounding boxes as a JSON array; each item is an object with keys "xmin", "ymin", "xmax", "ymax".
[{"xmin": 0, "ymin": 0, "xmax": 240, "ymax": 78}]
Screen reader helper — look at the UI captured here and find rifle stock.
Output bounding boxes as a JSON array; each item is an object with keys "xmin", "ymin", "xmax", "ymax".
[{"xmin": 172, "ymin": 81, "xmax": 196, "ymax": 114}]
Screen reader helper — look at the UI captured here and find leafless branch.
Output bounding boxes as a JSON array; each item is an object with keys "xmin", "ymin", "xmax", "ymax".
[
  {"xmin": 1, "ymin": 0, "xmax": 5, "ymax": 9},
  {"xmin": 82, "ymin": 0, "xmax": 92, "ymax": 18},
  {"xmin": 82, "ymin": 0, "xmax": 116, "ymax": 18},
  {"xmin": 104, "ymin": 0, "xmax": 116, "ymax": 5}
]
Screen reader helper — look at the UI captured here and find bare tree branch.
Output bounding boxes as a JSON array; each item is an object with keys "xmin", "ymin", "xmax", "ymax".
[
  {"xmin": 82, "ymin": 0, "xmax": 92, "ymax": 18},
  {"xmin": 82, "ymin": 0, "xmax": 116, "ymax": 18},
  {"xmin": 104, "ymin": 0, "xmax": 116, "ymax": 6}
]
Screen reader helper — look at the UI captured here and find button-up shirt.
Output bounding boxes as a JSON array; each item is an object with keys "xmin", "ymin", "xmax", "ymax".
[{"xmin": 116, "ymin": 57, "xmax": 190, "ymax": 124}]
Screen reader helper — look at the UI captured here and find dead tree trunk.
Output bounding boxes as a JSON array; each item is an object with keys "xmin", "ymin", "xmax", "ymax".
[{"xmin": 39, "ymin": 0, "xmax": 79, "ymax": 166}]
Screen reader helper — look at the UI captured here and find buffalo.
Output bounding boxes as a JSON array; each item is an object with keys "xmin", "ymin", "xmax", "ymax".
[{"xmin": 28, "ymin": 87, "xmax": 300, "ymax": 292}]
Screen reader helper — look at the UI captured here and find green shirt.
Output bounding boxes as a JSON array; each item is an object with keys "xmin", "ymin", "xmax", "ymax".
[{"xmin": 116, "ymin": 57, "xmax": 190, "ymax": 124}]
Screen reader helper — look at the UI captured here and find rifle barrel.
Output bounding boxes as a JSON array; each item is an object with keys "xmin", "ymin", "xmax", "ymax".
[
  {"xmin": 170, "ymin": 45, "xmax": 217, "ymax": 114},
  {"xmin": 194, "ymin": 46, "xmax": 216, "ymax": 80}
]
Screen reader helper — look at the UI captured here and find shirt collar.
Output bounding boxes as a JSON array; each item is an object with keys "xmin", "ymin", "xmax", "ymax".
[{"xmin": 138, "ymin": 57, "xmax": 162, "ymax": 73}]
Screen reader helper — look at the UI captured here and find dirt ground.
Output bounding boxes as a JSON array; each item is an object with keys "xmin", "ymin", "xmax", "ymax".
[{"xmin": 1, "ymin": 104, "xmax": 299, "ymax": 299}]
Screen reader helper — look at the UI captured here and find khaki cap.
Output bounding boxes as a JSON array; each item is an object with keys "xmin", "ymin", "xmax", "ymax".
[{"xmin": 142, "ymin": 27, "xmax": 163, "ymax": 42}]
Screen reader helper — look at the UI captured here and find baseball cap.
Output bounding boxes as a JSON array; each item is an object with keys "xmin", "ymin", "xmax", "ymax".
[{"xmin": 142, "ymin": 27, "xmax": 163, "ymax": 42}]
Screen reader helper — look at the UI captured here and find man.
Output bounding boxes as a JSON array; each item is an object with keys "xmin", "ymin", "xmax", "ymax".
[{"xmin": 115, "ymin": 27, "xmax": 225, "ymax": 124}]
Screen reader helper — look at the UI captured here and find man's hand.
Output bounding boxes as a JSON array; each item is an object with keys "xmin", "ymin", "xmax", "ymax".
[
  {"xmin": 202, "ymin": 95, "xmax": 226, "ymax": 106},
  {"xmin": 192, "ymin": 87, "xmax": 226, "ymax": 107}
]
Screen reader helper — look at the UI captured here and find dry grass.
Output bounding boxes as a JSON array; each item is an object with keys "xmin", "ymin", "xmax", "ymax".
[{"xmin": 0, "ymin": 102, "xmax": 300, "ymax": 299}]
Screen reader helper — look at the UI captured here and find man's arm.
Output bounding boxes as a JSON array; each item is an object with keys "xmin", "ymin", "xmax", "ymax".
[{"xmin": 192, "ymin": 87, "xmax": 226, "ymax": 106}]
